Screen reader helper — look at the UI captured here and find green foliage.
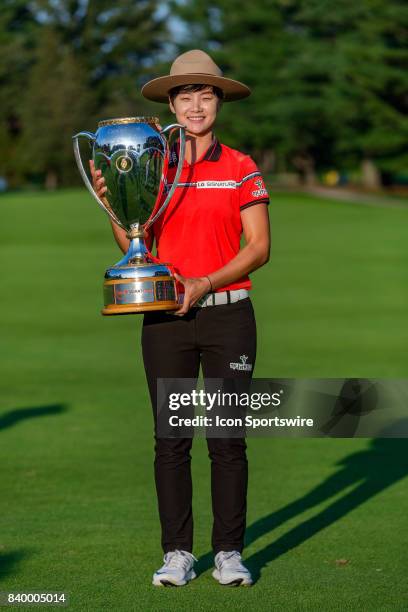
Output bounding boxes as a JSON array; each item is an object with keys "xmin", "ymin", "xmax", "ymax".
[
  {"xmin": 170, "ymin": 0, "xmax": 408, "ymax": 180},
  {"xmin": 18, "ymin": 28, "xmax": 92, "ymax": 187},
  {"xmin": 0, "ymin": 1, "xmax": 40, "ymax": 186},
  {"xmin": 0, "ymin": 0, "xmax": 407, "ymax": 187},
  {"xmin": 0, "ymin": 0, "xmax": 169, "ymax": 188}
]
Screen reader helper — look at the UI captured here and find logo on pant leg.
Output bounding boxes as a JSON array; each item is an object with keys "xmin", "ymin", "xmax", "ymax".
[{"xmin": 229, "ymin": 354, "xmax": 253, "ymax": 371}]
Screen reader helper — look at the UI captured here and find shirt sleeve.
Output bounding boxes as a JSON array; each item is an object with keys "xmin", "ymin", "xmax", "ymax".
[{"xmin": 238, "ymin": 156, "xmax": 270, "ymax": 211}]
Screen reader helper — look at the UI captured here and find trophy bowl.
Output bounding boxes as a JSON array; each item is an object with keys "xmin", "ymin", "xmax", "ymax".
[{"xmin": 73, "ymin": 117, "xmax": 186, "ymax": 315}]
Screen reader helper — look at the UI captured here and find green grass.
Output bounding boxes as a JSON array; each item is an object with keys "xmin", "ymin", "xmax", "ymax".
[{"xmin": 0, "ymin": 189, "xmax": 407, "ymax": 611}]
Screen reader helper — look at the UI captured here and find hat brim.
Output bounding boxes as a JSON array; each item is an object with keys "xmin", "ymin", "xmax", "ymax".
[{"xmin": 141, "ymin": 74, "xmax": 251, "ymax": 103}]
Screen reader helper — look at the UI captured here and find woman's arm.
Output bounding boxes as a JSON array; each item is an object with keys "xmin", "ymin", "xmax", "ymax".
[
  {"xmin": 108, "ymin": 221, "xmax": 154, "ymax": 254},
  {"xmin": 207, "ymin": 203, "xmax": 270, "ymax": 288},
  {"xmin": 173, "ymin": 203, "xmax": 270, "ymax": 315},
  {"xmin": 109, "ymin": 219, "xmax": 130, "ymax": 254}
]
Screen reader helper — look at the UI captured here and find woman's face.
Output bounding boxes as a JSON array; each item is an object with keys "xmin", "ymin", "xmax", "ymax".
[{"xmin": 169, "ymin": 86, "xmax": 221, "ymax": 137}]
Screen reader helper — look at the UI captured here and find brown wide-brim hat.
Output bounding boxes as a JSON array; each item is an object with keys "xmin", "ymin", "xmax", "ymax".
[{"xmin": 141, "ymin": 49, "xmax": 251, "ymax": 103}]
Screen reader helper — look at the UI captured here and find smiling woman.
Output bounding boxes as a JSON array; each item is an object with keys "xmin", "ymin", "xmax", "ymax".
[
  {"xmin": 90, "ymin": 48, "xmax": 270, "ymax": 588},
  {"xmin": 168, "ymin": 83, "xmax": 224, "ymax": 147}
]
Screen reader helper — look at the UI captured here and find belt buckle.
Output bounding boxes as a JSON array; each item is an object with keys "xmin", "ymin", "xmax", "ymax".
[{"xmin": 196, "ymin": 293, "xmax": 210, "ymax": 308}]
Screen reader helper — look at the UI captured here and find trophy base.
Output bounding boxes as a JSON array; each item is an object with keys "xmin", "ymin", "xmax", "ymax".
[
  {"xmin": 102, "ymin": 264, "xmax": 179, "ymax": 315},
  {"xmin": 102, "ymin": 301, "xmax": 177, "ymax": 315}
]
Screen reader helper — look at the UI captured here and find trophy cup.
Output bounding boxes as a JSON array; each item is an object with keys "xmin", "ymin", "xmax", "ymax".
[{"xmin": 73, "ymin": 117, "xmax": 186, "ymax": 315}]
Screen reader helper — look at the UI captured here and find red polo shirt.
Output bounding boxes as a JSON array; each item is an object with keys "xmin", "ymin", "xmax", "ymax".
[{"xmin": 152, "ymin": 136, "xmax": 269, "ymax": 292}]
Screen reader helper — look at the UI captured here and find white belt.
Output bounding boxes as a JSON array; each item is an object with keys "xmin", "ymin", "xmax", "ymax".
[{"xmin": 194, "ymin": 289, "xmax": 249, "ymax": 308}]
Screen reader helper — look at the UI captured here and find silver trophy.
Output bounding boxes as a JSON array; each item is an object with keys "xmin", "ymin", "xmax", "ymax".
[{"xmin": 73, "ymin": 117, "xmax": 185, "ymax": 315}]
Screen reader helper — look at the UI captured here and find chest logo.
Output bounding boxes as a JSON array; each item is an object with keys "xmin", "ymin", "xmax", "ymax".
[{"xmin": 197, "ymin": 180, "xmax": 237, "ymax": 189}]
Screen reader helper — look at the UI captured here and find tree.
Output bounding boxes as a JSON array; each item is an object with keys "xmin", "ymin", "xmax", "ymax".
[
  {"xmin": 1, "ymin": 0, "xmax": 170, "ymax": 187},
  {"xmin": 170, "ymin": 0, "xmax": 408, "ymax": 185},
  {"xmin": 19, "ymin": 28, "xmax": 92, "ymax": 188},
  {"xmin": 29, "ymin": 0, "xmax": 169, "ymax": 116},
  {"xmin": 291, "ymin": 0, "xmax": 408, "ymax": 187},
  {"xmin": 0, "ymin": 1, "xmax": 39, "ymax": 186}
]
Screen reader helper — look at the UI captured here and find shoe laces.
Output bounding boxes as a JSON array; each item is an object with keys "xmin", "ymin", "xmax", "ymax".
[
  {"xmin": 164, "ymin": 549, "xmax": 197, "ymax": 570},
  {"xmin": 216, "ymin": 550, "xmax": 244, "ymax": 570}
]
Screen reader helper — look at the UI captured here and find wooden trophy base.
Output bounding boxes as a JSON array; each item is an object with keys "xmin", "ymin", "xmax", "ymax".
[{"xmin": 102, "ymin": 275, "xmax": 179, "ymax": 315}]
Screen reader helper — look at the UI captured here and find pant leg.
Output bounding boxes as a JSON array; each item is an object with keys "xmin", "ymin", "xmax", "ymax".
[
  {"xmin": 142, "ymin": 310, "xmax": 200, "ymax": 553},
  {"xmin": 197, "ymin": 298, "xmax": 257, "ymax": 554}
]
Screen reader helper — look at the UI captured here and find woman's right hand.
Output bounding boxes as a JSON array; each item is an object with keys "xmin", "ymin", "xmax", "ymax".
[{"xmin": 89, "ymin": 159, "xmax": 107, "ymax": 199}]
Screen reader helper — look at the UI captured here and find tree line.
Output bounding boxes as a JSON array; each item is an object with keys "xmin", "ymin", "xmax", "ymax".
[{"xmin": 1, "ymin": 0, "xmax": 407, "ymax": 189}]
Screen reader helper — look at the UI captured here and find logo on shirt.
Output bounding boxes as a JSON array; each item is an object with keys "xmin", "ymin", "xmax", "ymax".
[
  {"xmin": 197, "ymin": 180, "xmax": 237, "ymax": 189},
  {"xmin": 229, "ymin": 354, "xmax": 253, "ymax": 372},
  {"xmin": 251, "ymin": 178, "xmax": 268, "ymax": 198}
]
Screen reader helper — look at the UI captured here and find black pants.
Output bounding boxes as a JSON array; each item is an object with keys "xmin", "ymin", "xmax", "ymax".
[{"xmin": 141, "ymin": 297, "xmax": 256, "ymax": 554}]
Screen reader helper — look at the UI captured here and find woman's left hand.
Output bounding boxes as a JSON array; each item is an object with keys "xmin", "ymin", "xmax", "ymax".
[{"xmin": 172, "ymin": 273, "xmax": 211, "ymax": 315}]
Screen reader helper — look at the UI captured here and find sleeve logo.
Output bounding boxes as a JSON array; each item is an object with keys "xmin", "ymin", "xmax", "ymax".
[{"xmin": 251, "ymin": 178, "xmax": 268, "ymax": 198}]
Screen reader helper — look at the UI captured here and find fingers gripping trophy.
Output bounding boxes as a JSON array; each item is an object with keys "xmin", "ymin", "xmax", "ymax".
[{"xmin": 73, "ymin": 118, "xmax": 186, "ymax": 315}]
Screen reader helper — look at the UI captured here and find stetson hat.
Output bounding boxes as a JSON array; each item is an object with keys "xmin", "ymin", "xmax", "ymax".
[{"xmin": 141, "ymin": 49, "xmax": 251, "ymax": 103}]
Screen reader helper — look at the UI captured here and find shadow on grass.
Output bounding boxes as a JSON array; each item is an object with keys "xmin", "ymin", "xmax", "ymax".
[
  {"xmin": 0, "ymin": 404, "xmax": 67, "ymax": 431},
  {"xmin": 0, "ymin": 404, "xmax": 67, "ymax": 581},
  {"xmin": 197, "ymin": 427, "xmax": 408, "ymax": 583},
  {"xmin": 0, "ymin": 550, "xmax": 32, "ymax": 581}
]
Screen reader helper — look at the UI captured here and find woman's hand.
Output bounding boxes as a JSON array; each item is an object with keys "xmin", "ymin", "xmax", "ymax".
[
  {"xmin": 172, "ymin": 273, "xmax": 211, "ymax": 315},
  {"xmin": 89, "ymin": 160, "xmax": 108, "ymax": 200}
]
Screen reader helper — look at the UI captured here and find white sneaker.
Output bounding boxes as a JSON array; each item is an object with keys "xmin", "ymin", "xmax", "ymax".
[
  {"xmin": 212, "ymin": 551, "xmax": 253, "ymax": 586},
  {"xmin": 152, "ymin": 549, "xmax": 197, "ymax": 587}
]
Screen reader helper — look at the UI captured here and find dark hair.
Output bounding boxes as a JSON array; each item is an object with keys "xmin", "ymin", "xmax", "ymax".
[{"xmin": 168, "ymin": 83, "xmax": 224, "ymax": 102}]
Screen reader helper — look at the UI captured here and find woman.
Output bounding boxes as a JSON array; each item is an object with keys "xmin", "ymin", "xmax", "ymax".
[{"xmin": 91, "ymin": 49, "xmax": 270, "ymax": 587}]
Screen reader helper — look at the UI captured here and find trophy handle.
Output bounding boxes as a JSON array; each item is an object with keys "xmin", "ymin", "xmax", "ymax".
[
  {"xmin": 144, "ymin": 123, "xmax": 186, "ymax": 230},
  {"xmin": 72, "ymin": 131, "xmax": 127, "ymax": 230}
]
